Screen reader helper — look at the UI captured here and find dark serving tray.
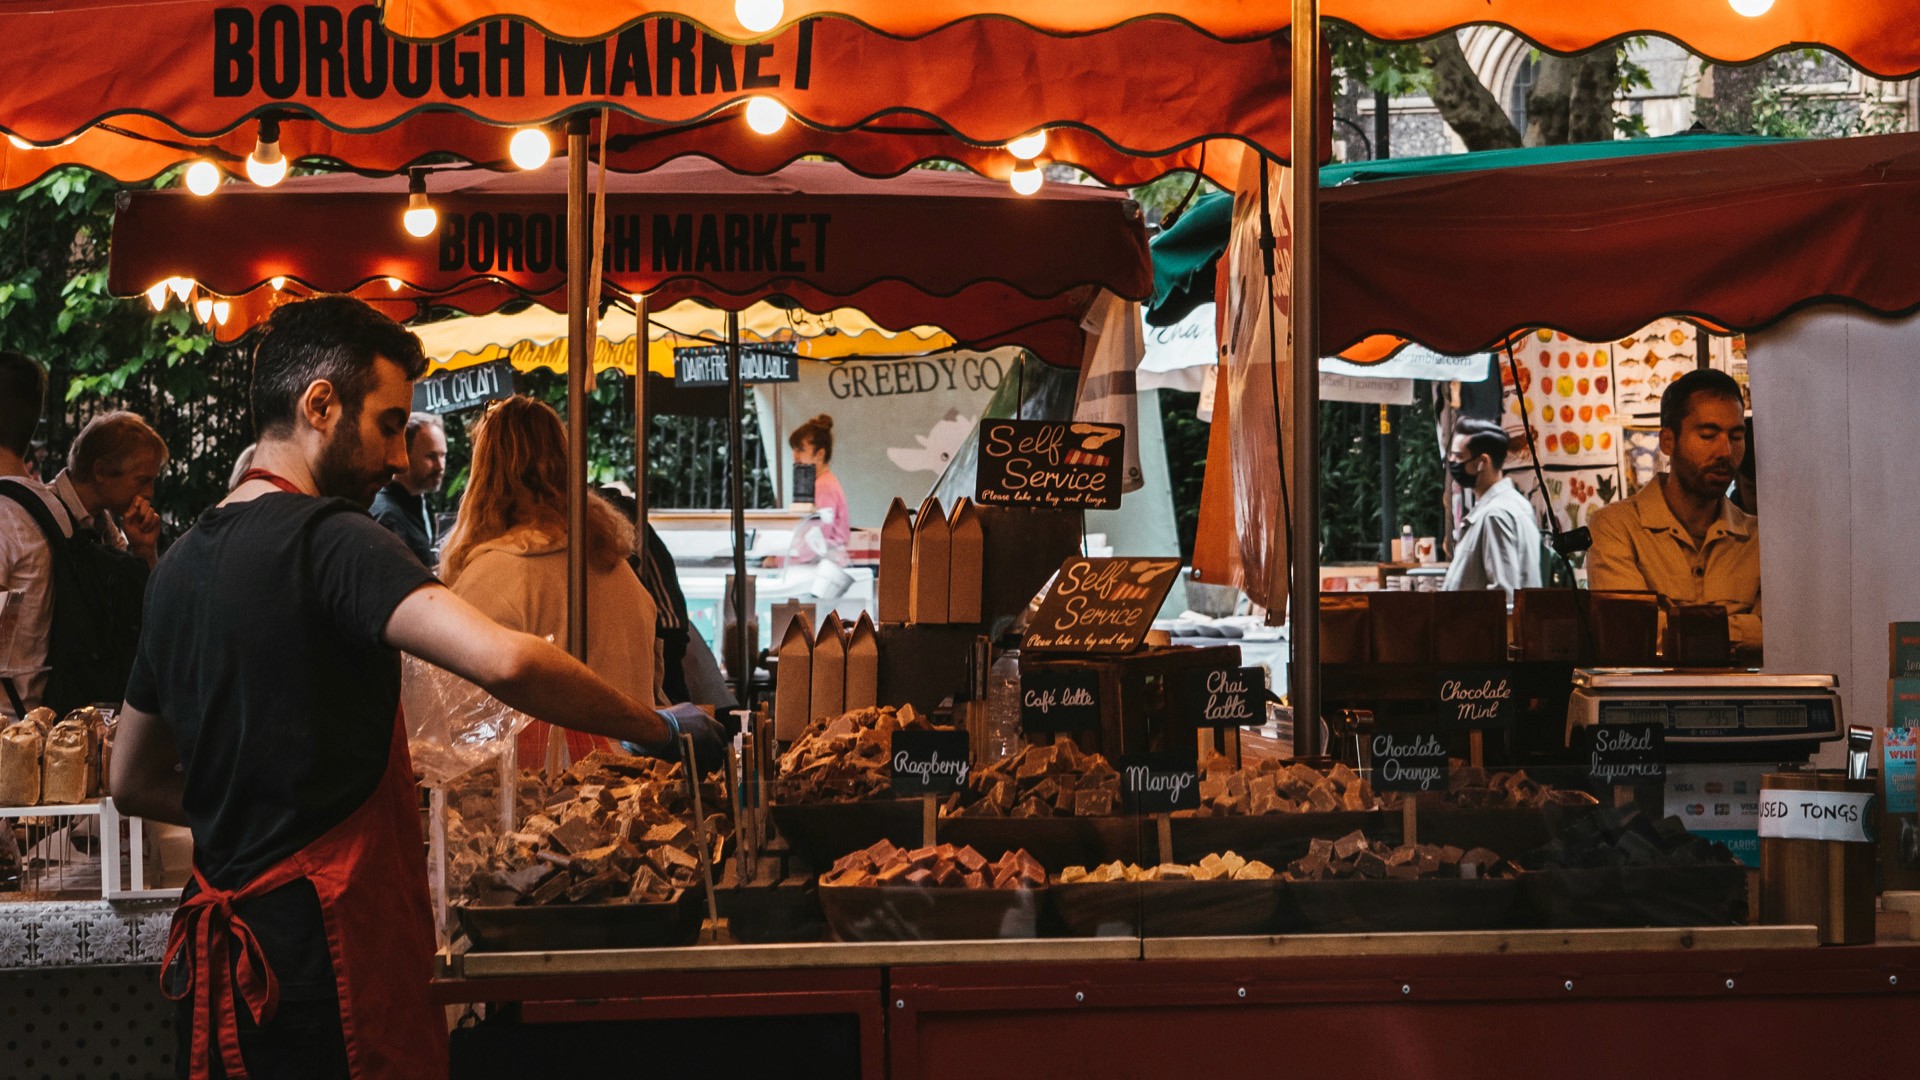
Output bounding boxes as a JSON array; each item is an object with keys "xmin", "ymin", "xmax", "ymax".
[
  {"xmin": 817, "ymin": 885, "xmax": 1046, "ymax": 942},
  {"xmin": 940, "ymin": 816, "xmax": 1152, "ymax": 872},
  {"xmin": 1516, "ymin": 864, "xmax": 1749, "ymax": 929},
  {"xmin": 1051, "ymin": 878, "xmax": 1290, "ymax": 938},
  {"xmin": 456, "ymin": 889, "xmax": 702, "ymax": 952},
  {"xmin": 1170, "ymin": 811, "xmax": 1391, "ymax": 868},
  {"xmin": 1288, "ymin": 878, "xmax": 1520, "ymax": 934},
  {"xmin": 769, "ymin": 800, "xmax": 924, "ymax": 871}
]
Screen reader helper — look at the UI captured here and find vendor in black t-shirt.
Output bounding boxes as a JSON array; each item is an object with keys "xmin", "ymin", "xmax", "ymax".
[{"xmin": 108, "ymin": 297, "xmax": 725, "ymax": 1080}]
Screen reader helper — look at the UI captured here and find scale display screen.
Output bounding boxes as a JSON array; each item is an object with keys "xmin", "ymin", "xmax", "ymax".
[
  {"xmin": 1602, "ymin": 705, "xmax": 1671, "ymax": 727},
  {"xmin": 1673, "ymin": 706, "xmax": 1739, "ymax": 730},
  {"xmin": 1743, "ymin": 705, "xmax": 1808, "ymax": 729}
]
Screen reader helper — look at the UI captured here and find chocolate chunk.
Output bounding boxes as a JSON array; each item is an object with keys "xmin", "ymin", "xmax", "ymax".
[{"xmin": 1332, "ymin": 830, "xmax": 1369, "ymax": 860}]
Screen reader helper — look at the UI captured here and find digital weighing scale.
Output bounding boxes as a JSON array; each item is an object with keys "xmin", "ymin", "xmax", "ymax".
[{"xmin": 1566, "ymin": 669, "xmax": 1843, "ymax": 762}]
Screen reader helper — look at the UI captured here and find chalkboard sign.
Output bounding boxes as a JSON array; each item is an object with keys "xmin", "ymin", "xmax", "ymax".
[
  {"xmin": 1370, "ymin": 732, "xmax": 1450, "ymax": 793},
  {"xmin": 1024, "ymin": 557, "xmax": 1182, "ymax": 654},
  {"xmin": 1587, "ymin": 723, "xmax": 1666, "ymax": 784},
  {"xmin": 1020, "ymin": 667, "xmax": 1102, "ymax": 734},
  {"xmin": 1433, "ymin": 669, "xmax": 1517, "ymax": 730},
  {"xmin": 1181, "ymin": 666, "xmax": 1265, "ymax": 727},
  {"xmin": 890, "ymin": 729, "xmax": 972, "ymax": 796},
  {"xmin": 792, "ymin": 463, "xmax": 816, "ymax": 503},
  {"xmin": 975, "ymin": 419, "xmax": 1125, "ymax": 510},
  {"xmin": 674, "ymin": 342, "xmax": 799, "ymax": 387},
  {"xmin": 412, "ymin": 358, "xmax": 513, "ymax": 414},
  {"xmin": 1120, "ymin": 753, "xmax": 1200, "ymax": 814}
]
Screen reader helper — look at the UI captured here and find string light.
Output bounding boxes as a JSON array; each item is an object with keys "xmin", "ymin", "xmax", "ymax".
[
  {"xmin": 386, "ymin": 277, "xmax": 403, "ymax": 291},
  {"xmin": 509, "ymin": 127, "xmax": 551, "ymax": 170},
  {"xmin": 7, "ymin": 133, "xmax": 79, "ymax": 151},
  {"xmin": 144, "ymin": 282, "xmax": 168, "ymax": 310},
  {"xmin": 194, "ymin": 297, "xmax": 214, "ymax": 322},
  {"xmin": 211, "ymin": 300, "xmax": 231, "ymax": 326},
  {"xmin": 1007, "ymin": 130, "xmax": 1048, "ymax": 161},
  {"xmin": 184, "ymin": 160, "xmax": 220, "ymax": 196},
  {"xmin": 735, "ymin": 0, "xmax": 783, "ymax": 33},
  {"xmin": 270, "ymin": 276, "xmax": 286, "ymax": 290},
  {"xmin": 744, "ymin": 97, "xmax": 789, "ymax": 136},
  {"xmin": 1729, "ymin": 0, "xmax": 1774, "ymax": 14},
  {"xmin": 402, "ymin": 169, "xmax": 438, "ymax": 238},
  {"xmin": 1009, "ymin": 166, "xmax": 1044, "ymax": 196},
  {"xmin": 244, "ymin": 118, "xmax": 285, "ymax": 187},
  {"xmin": 168, "ymin": 277, "xmax": 193, "ymax": 302}
]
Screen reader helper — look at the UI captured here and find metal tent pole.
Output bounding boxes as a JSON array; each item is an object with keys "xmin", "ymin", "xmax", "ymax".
[
  {"xmin": 565, "ymin": 115, "xmax": 591, "ymax": 662},
  {"xmin": 1289, "ymin": 1, "xmax": 1323, "ymax": 755},
  {"xmin": 634, "ymin": 292, "xmax": 651, "ymax": 552},
  {"xmin": 727, "ymin": 311, "xmax": 751, "ymax": 702}
]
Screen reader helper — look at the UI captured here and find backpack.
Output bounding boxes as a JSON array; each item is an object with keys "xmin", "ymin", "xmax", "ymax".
[{"xmin": 0, "ymin": 480, "xmax": 148, "ymax": 716}]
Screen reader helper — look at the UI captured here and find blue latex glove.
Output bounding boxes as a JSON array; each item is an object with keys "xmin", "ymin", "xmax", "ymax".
[{"xmin": 639, "ymin": 702, "xmax": 726, "ymax": 775}]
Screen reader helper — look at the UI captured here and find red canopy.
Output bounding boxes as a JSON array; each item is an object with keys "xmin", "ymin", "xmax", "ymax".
[
  {"xmin": 107, "ymin": 156, "xmax": 1149, "ymax": 362},
  {"xmin": 1319, "ymin": 132, "xmax": 1920, "ymax": 355},
  {"xmin": 0, "ymin": 2, "xmax": 1310, "ymax": 187},
  {"xmin": 381, "ymin": 0, "xmax": 1920, "ymax": 77}
]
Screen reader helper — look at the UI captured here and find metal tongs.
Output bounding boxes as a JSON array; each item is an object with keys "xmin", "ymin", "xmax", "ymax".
[
  {"xmin": 682, "ymin": 733, "xmax": 722, "ymax": 941},
  {"xmin": 1847, "ymin": 724, "xmax": 1874, "ymax": 782}
]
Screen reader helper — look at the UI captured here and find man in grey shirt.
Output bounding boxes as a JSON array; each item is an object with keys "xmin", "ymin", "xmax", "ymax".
[{"xmin": 1442, "ymin": 418, "xmax": 1543, "ymax": 600}]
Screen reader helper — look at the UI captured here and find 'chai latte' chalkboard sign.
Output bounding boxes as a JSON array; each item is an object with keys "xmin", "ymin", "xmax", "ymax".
[
  {"xmin": 975, "ymin": 419, "xmax": 1124, "ymax": 510},
  {"xmin": 889, "ymin": 729, "xmax": 972, "ymax": 796},
  {"xmin": 1024, "ymin": 557, "xmax": 1181, "ymax": 654},
  {"xmin": 1181, "ymin": 666, "xmax": 1266, "ymax": 727}
]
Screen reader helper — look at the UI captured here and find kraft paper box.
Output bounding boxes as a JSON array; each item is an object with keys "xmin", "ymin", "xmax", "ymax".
[
  {"xmin": 774, "ymin": 615, "xmax": 815, "ymax": 742},
  {"xmin": 1893, "ymin": 623, "xmax": 1920, "ymax": 678},
  {"xmin": 844, "ymin": 614, "xmax": 880, "ymax": 711},
  {"xmin": 809, "ymin": 611, "xmax": 848, "ymax": 725},
  {"xmin": 946, "ymin": 499, "xmax": 984, "ymax": 625},
  {"xmin": 909, "ymin": 496, "xmax": 951, "ymax": 625},
  {"xmin": 1893, "ymin": 678, "xmax": 1920, "ymax": 730},
  {"xmin": 878, "ymin": 498, "xmax": 914, "ymax": 624}
]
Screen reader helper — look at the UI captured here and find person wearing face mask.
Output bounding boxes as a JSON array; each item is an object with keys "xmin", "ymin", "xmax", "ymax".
[
  {"xmin": 1588, "ymin": 368, "xmax": 1760, "ymax": 658},
  {"xmin": 1441, "ymin": 418, "xmax": 1543, "ymax": 599}
]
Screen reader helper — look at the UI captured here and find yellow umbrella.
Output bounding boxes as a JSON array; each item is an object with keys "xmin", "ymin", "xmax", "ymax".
[{"xmin": 414, "ymin": 301, "xmax": 955, "ymax": 377}]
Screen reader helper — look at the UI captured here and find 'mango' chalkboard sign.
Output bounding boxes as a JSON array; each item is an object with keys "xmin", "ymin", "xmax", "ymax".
[
  {"xmin": 890, "ymin": 729, "xmax": 972, "ymax": 796},
  {"xmin": 1120, "ymin": 753, "xmax": 1200, "ymax": 814},
  {"xmin": 1024, "ymin": 557, "xmax": 1181, "ymax": 654},
  {"xmin": 1020, "ymin": 667, "xmax": 1102, "ymax": 734},
  {"xmin": 975, "ymin": 419, "xmax": 1124, "ymax": 510},
  {"xmin": 1181, "ymin": 666, "xmax": 1265, "ymax": 727}
]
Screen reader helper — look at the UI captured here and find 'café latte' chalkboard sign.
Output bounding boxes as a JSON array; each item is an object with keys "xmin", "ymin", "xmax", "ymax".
[
  {"xmin": 1370, "ymin": 732, "xmax": 1450, "ymax": 793},
  {"xmin": 1020, "ymin": 667, "xmax": 1103, "ymax": 734},
  {"xmin": 1120, "ymin": 753, "xmax": 1200, "ymax": 814},
  {"xmin": 1024, "ymin": 557, "xmax": 1182, "ymax": 654},
  {"xmin": 1587, "ymin": 723, "xmax": 1666, "ymax": 784},
  {"xmin": 975, "ymin": 419, "xmax": 1124, "ymax": 510},
  {"xmin": 1181, "ymin": 666, "xmax": 1265, "ymax": 727},
  {"xmin": 890, "ymin": 729, "xmax": 972, "ymax": 796}
]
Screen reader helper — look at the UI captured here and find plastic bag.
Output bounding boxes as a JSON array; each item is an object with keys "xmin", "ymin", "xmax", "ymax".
[{"xmin": 401, "ymin": 654, "xmax": 533, "ymax": 787}]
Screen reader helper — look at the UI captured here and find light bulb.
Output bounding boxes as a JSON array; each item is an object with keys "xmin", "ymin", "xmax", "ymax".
[
  {"xmin": 1007, "ymin": 130, "xmax": 1048, "ymax": 161},
  {"xmin": 168, "ymin": 277, "xmax": 193, "ymax": 302},
  {"xmin": 7, "ymin": 133, "xmax": 79, "ymax": 151},
  {"xmin": 144, "ymin": 282, "xmax": 168, "ymax": 310},
  {"xmin": 194, "ymin": 297, "xmax": 213, "ymax": 322},
  {"xmin": 403, "ymin": 202, "xmax": 438, "ymax": 238},
  {"xmin": 1729, "ymin": 0, "xmax": 1774, "ymax": 14},
  {"xmin": 386, "ymin": 277, "xmax": 403, "ymax": 292},
  {"xmin": 270, "ymin": 276, "xmax": 286, "ymax": 290},
  {"xmin": 212, "ymin": 300, "xmax": 231, "ymax": 326},
  {"xmin": 735, "ymin": 0, "xmax": 783, "ymax": 33},
  {"xmin": 509, "ymin": 127, "xmax": 551, "ymax": 170},
  {"xmin": 1009, "ymin": 166, "xmax": 1044, "ymax": 196},
  {"xmin": 744, "ymin": 97, "xmax": 788, "ymax": 136},
  {"xmin": 6, "ymin": 135, "xmax": 30, "ymax": 151},
  {"xmin": 185, "ymin": 160, "xmax": 221, "ymax": 196},
  {"xmin": 245, "ymin": 152, "xmax": 285, "ymax": 187}
]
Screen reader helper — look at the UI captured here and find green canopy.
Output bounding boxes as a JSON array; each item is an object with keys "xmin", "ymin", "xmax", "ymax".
[{"xmin": 1146, "ymin": 133, "xmax": 1790, "ymax": 326}]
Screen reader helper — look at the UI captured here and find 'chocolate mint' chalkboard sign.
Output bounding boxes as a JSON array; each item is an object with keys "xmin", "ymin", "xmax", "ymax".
[
  {"xmin": 1181, "ymin": 666, "xmax": 1265, "ymax": 727},
  {"xmin": 1587, "ymin": 723, "xmax": 1666, "ymax": 784},
  {"xmin": 975, "ymin": 419, "xmax": 1125, "ymax": 510},
  {"xmin": 1020, "ymin": 667, "xmax": 1102, "ymax": 734},
  {"xmin": 1370, "ymin": 732, "xmax": 1451, "ymax": 793},
  {"xmin": 1120, "ymin": 753, "xmax": 1200, "ymax": 814},
  {"xmin": 890, "ymin": 729, "xmax": 972, "ymax": 796},
  {"xmin": 1433, "ymin": 669, "xmax": 1516, "ymax": 730}
]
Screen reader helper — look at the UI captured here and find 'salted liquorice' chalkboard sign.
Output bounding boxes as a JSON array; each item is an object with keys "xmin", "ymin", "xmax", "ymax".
[
  {"xmin": 1120, "ymin": 752, "xmax": 1200, "ymax": 814},
  {"xmin": 1181, "ymin": 666, "xmax": 1265, "ymax": 727},
  {"xmin": 975, "ymin": 419, "xmax": 1125, "ymax": 510},
  {"xmin": 674, "ymin": 342, "xmax": 799, "ymax": 388},
  {"xmin": 1024, "ymin": 557, "xmax": 1182, "ymax": 654},
  {"xmin": 1433, "ymin": 669, "xmax": 1517, "ymax": 730},
  {"xmin": 1587, "ymin": 723, "xmax": 1666, "ymax": 784},
  {"xmin": 1020, "ymin": 667, "xmax": 1102, "ymax": 734},
  {"xmin": 890, "ymin": 729, "xmax": 972, "ymax": 797},
  {"xmin": 1370, "ymin": 732, "xmax": 1450, "ymax": 793}
]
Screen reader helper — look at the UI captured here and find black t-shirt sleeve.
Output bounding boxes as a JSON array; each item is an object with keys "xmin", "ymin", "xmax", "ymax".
[
  {"xmin": 124, "ymin": 640, "xmax": 158, "ymax": 714},
  {"xmin": 307, "ymin": 505, "xmax": 439, "ymax": 647}
]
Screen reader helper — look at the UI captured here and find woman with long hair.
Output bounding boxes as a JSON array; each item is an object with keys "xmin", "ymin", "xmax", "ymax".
[{"xmin": 440, "ymin": 396, "xmax": 658, "ymax": 766}]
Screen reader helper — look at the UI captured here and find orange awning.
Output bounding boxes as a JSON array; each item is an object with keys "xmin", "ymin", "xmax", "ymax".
[{"xmin": 382, "ymin": 1, "xmax": 1920, "ymax": 77}]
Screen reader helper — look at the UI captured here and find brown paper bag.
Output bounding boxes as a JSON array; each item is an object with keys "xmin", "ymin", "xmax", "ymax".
[
  {"xmin": 0, "ymin": 711, "xmax": 49, "ymax": 806},
  {"xmin": 42, "ymin": 712, "xmax": 95, "ymax": 805}
]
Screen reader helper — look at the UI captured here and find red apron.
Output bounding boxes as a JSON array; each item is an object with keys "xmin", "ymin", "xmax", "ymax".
[{"xmin": 162, "ymin": 468, "xmax": 446, "ymax": 1080}]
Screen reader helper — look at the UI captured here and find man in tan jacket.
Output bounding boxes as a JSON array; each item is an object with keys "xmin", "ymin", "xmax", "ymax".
[{"xmin": 1588, "ymin": 368, "xmax": 1760, "ymax": 659}]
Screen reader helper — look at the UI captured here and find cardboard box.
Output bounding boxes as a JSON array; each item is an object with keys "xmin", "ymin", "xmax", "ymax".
[
  {"xmin": 845, "ymin": 613, "xmax": 880, "ymax": 710},
  {"xmin": 909, "ymin": 496, "xmax": 951, "ymax": 625},
  {"xmin": 878, "ymin": 498, "xmax": 914, "ymax": 624},
  {"xmin": 809, "ymin": 611, "xmax": 847, "ymax": 724},
  {"xmin": 1894, "ymin": 622, "xmax": 1920, "ymax": 678},
  {"xmin": 773, "ymin": 614, "xmax": 814, "ymax": 742},
  {"xmin": 946, "ymin": 499, "xmax": 984, "ymax": 625}
]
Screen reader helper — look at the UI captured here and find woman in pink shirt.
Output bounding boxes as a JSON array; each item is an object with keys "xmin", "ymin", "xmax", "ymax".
[{"xmin": 788, "ymin": 414, "xmax": 849, "ymax": 561}]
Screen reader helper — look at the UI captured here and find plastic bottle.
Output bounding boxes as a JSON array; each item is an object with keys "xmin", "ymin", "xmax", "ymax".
[
  {"xmin": 1399, "ymin": 524, "xmax": 1415, "ymax": 562},
  {"xmin": 983, "ymin": 646, "xmax": 1023, "ymax": 762}
]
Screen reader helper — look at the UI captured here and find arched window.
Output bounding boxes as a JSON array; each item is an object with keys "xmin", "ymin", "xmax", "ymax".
[{"xmin": 1509, "ymin": 55, "xmax": 1540, "ymax": 133}]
